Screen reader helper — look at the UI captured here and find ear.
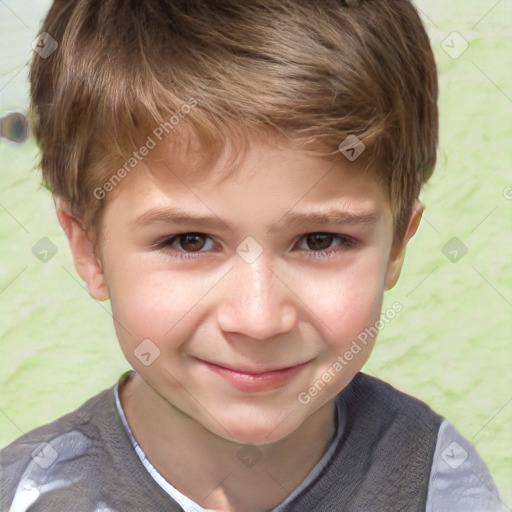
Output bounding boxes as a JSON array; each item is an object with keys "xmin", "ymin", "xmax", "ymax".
[
  {"xmin": 385, "ymin": 201, "xmax": 423, "ymax": 290},
  {"xmin": 55, "ymin": 198, "xmax": 109, "ymax": 301}
]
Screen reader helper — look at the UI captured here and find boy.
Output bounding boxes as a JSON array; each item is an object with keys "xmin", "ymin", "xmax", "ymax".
[{"xmin": 0, "ymin": 0, "xmax": 505, "ymax": 510}]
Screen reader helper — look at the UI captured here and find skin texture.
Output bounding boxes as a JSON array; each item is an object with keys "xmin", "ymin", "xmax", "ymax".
[{"xmin": 56, "ymin": 138, "xmax": 422, "ymax": 511}]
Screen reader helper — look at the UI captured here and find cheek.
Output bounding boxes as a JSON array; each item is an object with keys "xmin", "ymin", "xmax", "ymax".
[
  {"xmin": 107, "ymin": 257, "xmax": 213, "ymax": 346},
  {"xmin": 296, "ymin": 252, "xmax": 387, "ymax": 349}
]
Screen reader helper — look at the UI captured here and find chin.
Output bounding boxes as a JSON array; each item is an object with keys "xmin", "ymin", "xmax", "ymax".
[{"xmin": 210, "ymin": 410, "xmax": 303, "ymax": 446}]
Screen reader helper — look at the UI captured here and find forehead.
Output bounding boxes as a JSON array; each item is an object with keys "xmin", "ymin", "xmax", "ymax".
[
  {"xmin": 97, "ymin": 131, "xmax": 391, "ymax": 238},
  {"xmin": 144, "ymin": 139, "xmax": 375, "ymax": 192}
]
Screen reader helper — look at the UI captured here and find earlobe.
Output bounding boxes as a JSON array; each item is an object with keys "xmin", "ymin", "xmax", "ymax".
[
  {"xmin": 55, "ymin": 198, "xmax": 109, "ymax": 301},
  {"xmin": 385, "ymin": 201, "xmax": 424, "ymax": 290}
]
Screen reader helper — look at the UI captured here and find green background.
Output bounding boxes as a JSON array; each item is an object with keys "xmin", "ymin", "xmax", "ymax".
[{"xmin": 1, "ymin": 0, "xmax": 511, "ymax": 505}]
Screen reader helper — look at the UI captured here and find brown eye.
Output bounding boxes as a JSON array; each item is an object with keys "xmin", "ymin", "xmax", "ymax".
[
  {"xmin": 177, "ymin": 233, "xmax": 206, "ymax": 252},
  {"xmin": 295, "ymin": 232, "xmax": 356, "ymax": 261},
  {"xmin": 154, "ymin": 232, "xmax": 216, "ymax": 261},
  {"xmin": 305, "ymin": 233, "xmax": 335, "ymax": 251}
]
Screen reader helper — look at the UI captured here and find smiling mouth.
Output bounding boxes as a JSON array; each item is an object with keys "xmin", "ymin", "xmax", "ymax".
[
  {"xmin": 196, "ymin": 358, "xmax": 311, "ymax": 392},
  {"xmin": 204, "ymin": 360, "xmax": 310, "ymax": 374}
]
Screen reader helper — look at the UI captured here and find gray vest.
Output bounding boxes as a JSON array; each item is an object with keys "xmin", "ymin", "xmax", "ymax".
[{"xmin": 281, "ymin": 373, "xmax": 443, "ymax": 510}]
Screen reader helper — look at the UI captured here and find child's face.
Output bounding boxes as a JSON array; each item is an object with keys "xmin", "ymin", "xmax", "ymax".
[{"xmin": 65, "ymin": 138, "xmax": 416, "ymax": 445}]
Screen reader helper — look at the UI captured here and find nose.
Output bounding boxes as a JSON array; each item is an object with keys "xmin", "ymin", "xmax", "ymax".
[{"xmin": 215, "ymin": 256, "xmax": 298, "ymax": 341}]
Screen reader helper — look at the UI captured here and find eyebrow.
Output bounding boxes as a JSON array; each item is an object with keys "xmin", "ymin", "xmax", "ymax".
[
  {"xmin": 270, "ymin": 208, "xmax": 380, "ymax": 232},
  {"xmin": 131, "ymin": 205, "xmax": 380, "ymax": 232}
]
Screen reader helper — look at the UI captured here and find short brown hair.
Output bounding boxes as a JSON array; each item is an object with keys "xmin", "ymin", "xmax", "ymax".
[{"xmin": 30, "ymin": 0, "xmax": 438, "ymax": 239}]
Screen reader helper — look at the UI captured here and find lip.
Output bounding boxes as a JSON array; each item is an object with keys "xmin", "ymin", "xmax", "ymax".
[{"xmin": 198, "ymin": 359, "xmax": 311, "ymax": 392}]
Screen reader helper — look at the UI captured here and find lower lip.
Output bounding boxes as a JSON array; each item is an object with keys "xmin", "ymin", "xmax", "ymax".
[{"xmin": 200, "ymin": 360, "xmax": 310, "ymax": 392}]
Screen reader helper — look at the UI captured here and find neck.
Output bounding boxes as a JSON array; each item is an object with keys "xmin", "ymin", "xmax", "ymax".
[{"xmin": 120, "ymin": 372, "xmax": 338, "ymax": 512}]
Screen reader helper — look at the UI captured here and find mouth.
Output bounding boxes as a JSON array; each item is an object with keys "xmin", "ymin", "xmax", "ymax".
[{"xmin": 196, "ymin": 358, "xmax": 311, "ymax": 392}]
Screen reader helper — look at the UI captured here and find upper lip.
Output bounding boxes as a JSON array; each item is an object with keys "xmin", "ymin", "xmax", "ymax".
[{"xmin": 198, "ymin": 358, "xmax": 310, "ymax": 374}]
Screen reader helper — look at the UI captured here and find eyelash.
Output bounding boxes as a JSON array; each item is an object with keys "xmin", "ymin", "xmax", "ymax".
[{"xmin": 153, "ymin": 232, "xmax": 357, "ymax": 261}]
